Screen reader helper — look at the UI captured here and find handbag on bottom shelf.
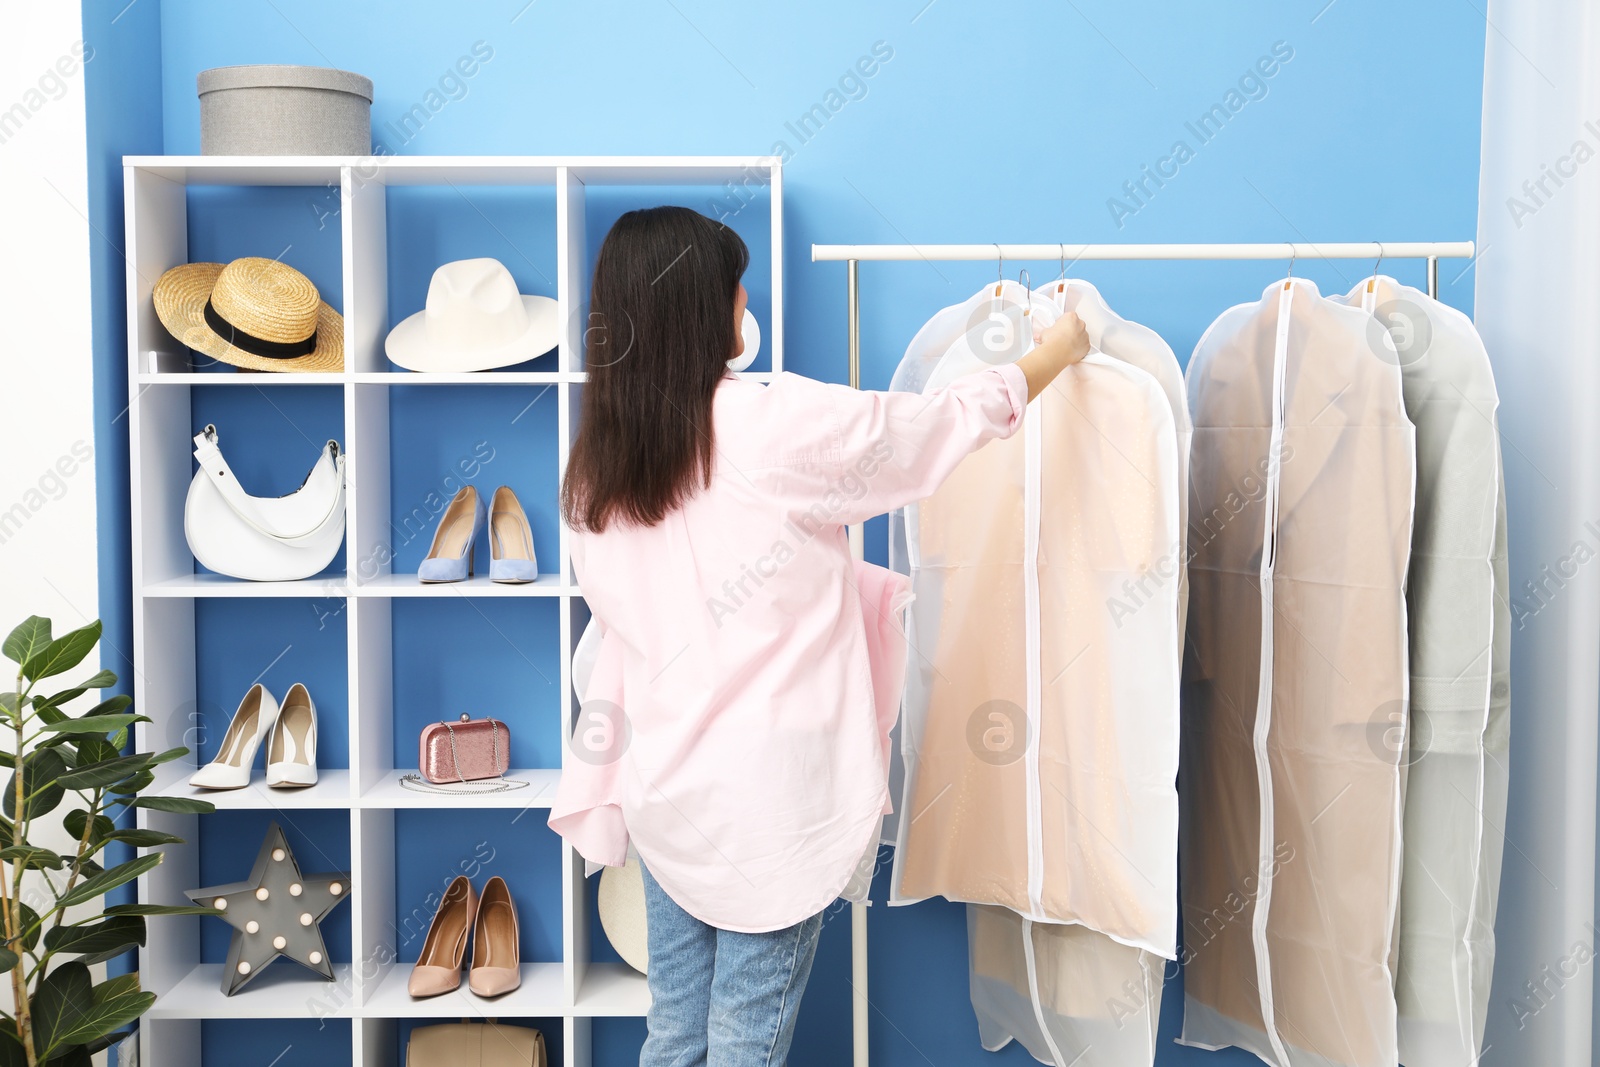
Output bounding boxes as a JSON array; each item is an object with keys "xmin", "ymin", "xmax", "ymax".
[
  {"xmin": 407, "ymin": 1022, "xmax": 546, "ymax": 1067},
  {"xmin": 399, "ymin": 714, "xmax": 529, "ymax": 795}
]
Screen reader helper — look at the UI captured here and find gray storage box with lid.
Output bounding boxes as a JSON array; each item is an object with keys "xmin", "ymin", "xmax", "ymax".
[{"xmin": 198, "ymin": 65, "xmax": 373, "ymax": 155}]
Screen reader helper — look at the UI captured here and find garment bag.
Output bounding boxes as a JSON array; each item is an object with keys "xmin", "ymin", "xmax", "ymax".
[
  {"xmin": 954, "ymin": 279, "xmax": 1192, "ymax": 1067},
  {"xmin": 887, "ymin": 284, "xmax": 1180, "ymax": 1066},
  {"xmin": 1179, "ymin": 278, "xmax": 1415, "ymax": 1067},
  {"xmin": 1339, "ymin": 276, "xmax": 1508, "ymax": 1067},
  {"xmin": 1037, "ymin": 278, "xmax": 1193, "ymax": 633}
]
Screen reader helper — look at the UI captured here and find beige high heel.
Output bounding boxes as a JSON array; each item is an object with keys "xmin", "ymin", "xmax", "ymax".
[
  {"xmin": 468, "ymin": 875, "xmax": 521, "ymax": 997},
  {"xmin": 409, "ymin": 875, "xmax": 477, "ymax": 997}
]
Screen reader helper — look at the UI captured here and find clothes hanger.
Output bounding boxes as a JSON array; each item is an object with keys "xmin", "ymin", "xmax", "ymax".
[
  {"xmin": 1053, "ymin": 243, "xmax": 1069, "ymax": 303},
  {"xmin": 1366, "ymin": 242, "xmax": 1385, "ymax": 295},
  {"xmin": 1283, "ymin": 249, "xmax": 1296, "ymax": 291},
  {"xmin": 993, "ymin": 244, "xmax": 1005, "ymax": 301}
]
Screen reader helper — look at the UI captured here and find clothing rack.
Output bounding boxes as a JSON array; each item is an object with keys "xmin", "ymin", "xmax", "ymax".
[{"xmin": 810, "ymin": 238, "xmax": 1476, "ymax": 1067}]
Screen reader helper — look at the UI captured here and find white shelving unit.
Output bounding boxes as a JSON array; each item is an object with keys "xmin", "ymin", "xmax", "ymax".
[{"xmin": 124, "ymin": 155, "xmax": 784, "ymax": 1067}]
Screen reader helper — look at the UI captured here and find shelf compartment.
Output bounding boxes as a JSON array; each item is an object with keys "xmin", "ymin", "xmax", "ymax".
[
  {"xmin": 149, "ymin": 763, "xmax": 354, "ymax": 809},
  {"xmin": 137, "ymin": 371, "xmax": 347, "ymax": 385},
  {"xmin": 362, "ymin": 961, "xmax": 565, "ymax": 1017},
  {"xmin": 356, "ymin": 573, "xmax": 564, "ymax": 597},
  {"xmin": 144, "ymin": 574, "xmax": 350, "ymax": 598},
  {"xmin": 358, "ymin": 767, "xmax": 560, "ymax": 808},
  {"xmin": 148, "ymin": 962, "xmax": 358, "ymax": 1019},
  {"xmin": 573, "ymin": 964, "xmax": 650, "ymax": 1018},
  {"xmin": 352, "ymin": 371, "xmax": 572, "ymax": 384}
]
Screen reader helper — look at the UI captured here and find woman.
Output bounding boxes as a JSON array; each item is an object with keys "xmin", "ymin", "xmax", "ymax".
[{"xmin": 550, "ymin": 206, "xmax": 1087, "ymax": 1066}]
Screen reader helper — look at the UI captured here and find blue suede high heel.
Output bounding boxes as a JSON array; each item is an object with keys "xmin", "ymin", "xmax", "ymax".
[
  {"xmin": 489, "ymin": 486, "xmax": 538, "ymax": 584},
  {"xmin": 419, "ymin": 485, "xmax": 484, "ymax": 583}
]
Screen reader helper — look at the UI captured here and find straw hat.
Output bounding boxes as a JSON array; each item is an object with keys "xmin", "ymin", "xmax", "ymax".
[{"xmin": 154, "ymin": 257, "xmax": 344, "ymax": 373}]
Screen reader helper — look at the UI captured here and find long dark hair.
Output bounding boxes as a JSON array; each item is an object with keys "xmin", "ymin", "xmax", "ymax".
[{"xmin": 561, "ymin": 206, "xmax": 749, "ymax": 532}]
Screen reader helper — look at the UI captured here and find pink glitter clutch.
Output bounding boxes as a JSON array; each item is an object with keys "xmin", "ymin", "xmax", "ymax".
[{"xmin": 418, "ymin": 714, "xmax": 512, "ymax": 784}]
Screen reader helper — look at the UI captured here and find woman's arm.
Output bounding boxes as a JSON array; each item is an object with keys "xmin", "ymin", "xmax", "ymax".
[
  {"xmin": 814, "ymin": 312, "xmax": 1090, "ymax": 527},
  {"xmin": 1017, "ymin": 311, "xmax": 1091, "ymax": 401}
]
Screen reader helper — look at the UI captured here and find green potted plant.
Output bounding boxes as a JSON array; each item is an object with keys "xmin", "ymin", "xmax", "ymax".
[{"xmin": 0, "ymin": 616, "xmax": 215, "ymax": 1066}]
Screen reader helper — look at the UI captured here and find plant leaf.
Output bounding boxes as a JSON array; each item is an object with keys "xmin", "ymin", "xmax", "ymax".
[
  {"xmin": 41, "ymin": 714, "xmax": 144, "ymax": 737},
  {"xmin": 3, "ymin": 617, "xmax": 51, "ymax": 668},
  {"xmin": 71, "ymin": 737, "xmax": 118, "ymax": 765},
  {"xmin": 104, "ymin": 828, "xmax": 182, "ymax": 848},
  {"xmin": 112, "ymin": 769, "xmax": 154, "ymax": 795},
  {"xmin": 103, "ymin": 902, "xmax": 220, "ymax": 918},
  {"xmin": 11, "ymin": 900, "xmax": 41, "ymax": 952},
  {"xmin": 45, "ymin": 1046, "xmax": 92, "ymax": 1067},
  {"xmin": 32, "ymin": 670, "xmax": 116, "ymax": 716},
  {"xmin": 56, "ymin": 754, "xmax": 152, "ymax": 791},
  {"xmin": 0, "ymin": 845, "xmax": 66, "ymax": 871},
  {"xmin": 74, "ymin": 669, "xmax": 116, "ymax": 691},
  {"xmin": 56, "ymin": 854, "xmax": 161, "ymax": 910},
  {"xmin": 0, "ymin": 1027, "xmax": 23, "ymax": 1067},
  {"xmin": 30, "ymin": 961, "xmax": 93, "ymax": 1056},
  {"xmin": 50, "ymin": 972, "xmax": 153, "ymax": 1051},
  {"xmin": 82, "ymin": 695, "xmax": 132, "ymax": 718},
  {"xmin": 63, "ymin": 810, "xmax": 115, "ymax": 848},
  {"xmin": 0, "ymin": 947, "xmax": 16, "ymax": 974},
  {"xmin": 21, "ymin": 621, "xmax": 101, "ymax": 683},
  {"xmin": 129, "ymin": 795, "xmax": 214, "ymax": 814},
  {"xmin": 43, "ymin": 916, "xmax": 145, "ymax": 965},
  {"xmin": 5, "ymin": 748, "xmax": 67, "ymax": 819},
  {"xmin": 148, "ymin": 746, "xmax": 189, "ymax": 766}
]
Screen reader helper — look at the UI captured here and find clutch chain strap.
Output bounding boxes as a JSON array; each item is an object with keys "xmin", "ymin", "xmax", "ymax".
[{"xmin": 399, "ymin": 716, "xmax": 530, "ymax": 795}]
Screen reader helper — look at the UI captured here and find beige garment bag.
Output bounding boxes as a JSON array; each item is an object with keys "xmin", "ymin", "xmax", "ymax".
[
  {"xmin": 889, "ymin": 286, "xmax": 1181, "ymax": 1067},
  {"xmin": 1179, "ymin": 278, "xmax": 1415, "ymax": 1067}
]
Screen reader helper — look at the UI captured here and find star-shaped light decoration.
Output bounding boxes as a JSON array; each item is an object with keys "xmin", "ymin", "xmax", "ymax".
[{"xmin": 185, "ymin": 821, "xmax": 352, "ymax": 996}]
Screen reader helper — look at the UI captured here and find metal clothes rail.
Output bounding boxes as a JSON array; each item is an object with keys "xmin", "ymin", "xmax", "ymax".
[{"xmin": 813, "ymin": 238, "xmax": 1476, "ymax": 1067}]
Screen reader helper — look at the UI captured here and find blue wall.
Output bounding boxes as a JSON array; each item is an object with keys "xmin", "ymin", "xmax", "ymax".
[{"xmin": 85, "ymin": 1, "xmax": 1487, "ymax": 1064}]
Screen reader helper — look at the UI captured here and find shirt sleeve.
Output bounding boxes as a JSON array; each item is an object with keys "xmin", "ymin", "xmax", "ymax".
[{"xmin": 819, "ymin": 361, "xmax": 1028, "ymax": 526}]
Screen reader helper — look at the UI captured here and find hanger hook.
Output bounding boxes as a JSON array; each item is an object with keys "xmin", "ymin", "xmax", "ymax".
[
  {"xmin": 1059, "ymin": 243, "xmax": 1067, "ymax": 281},
  {"xmin": 995, "ymin": 243, "xmax": 1003, "ymax": 284},
  {"xmin": 1368, "ymin": 241, "xmax": 1385, "ymax": 293}
]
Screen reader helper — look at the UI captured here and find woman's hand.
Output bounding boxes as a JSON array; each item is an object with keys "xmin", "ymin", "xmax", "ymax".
[{"xmin": 1017, "ymin": 312, "xmax": 1091, "ymax": 402}]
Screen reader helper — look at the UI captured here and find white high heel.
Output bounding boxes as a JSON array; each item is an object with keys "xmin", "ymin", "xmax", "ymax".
[
  {"xmin": 265, "ymin": 683, "xmax": 318, "ymax": 788},
  {"xmin": 190, "ymin": 684, "xmax": 279, "ymax": 790}
]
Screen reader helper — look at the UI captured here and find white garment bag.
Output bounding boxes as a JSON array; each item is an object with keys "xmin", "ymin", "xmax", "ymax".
[
  {"xmin": 1338, "ymin": 276, "xmax": 1508, "ymax": 1067},
  {"xmin": 1179, "ymin": 278, "xmax": 1415, "ymax": 1067},
  {"xmin": 958, "ymin": 278, "xmax": 1193, "ymax": 1067},
  {"xmin": 888, "ymin": 282, "xmax": 1182, "ymax": 1067}
]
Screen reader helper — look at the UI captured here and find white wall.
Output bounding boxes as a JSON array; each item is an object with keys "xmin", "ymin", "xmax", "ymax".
[{"xmin": 0, "ymin": 9, "xmax": 98, "ymax": 634}]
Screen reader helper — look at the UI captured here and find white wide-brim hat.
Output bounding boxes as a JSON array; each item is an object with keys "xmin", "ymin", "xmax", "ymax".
[
  {"xmin": 386, "ymin": 257, "xmax": 559, "ymax": 373},
  {"xmin": 598, "ymin": 851, "xmax": 649, "ymax": 974}
]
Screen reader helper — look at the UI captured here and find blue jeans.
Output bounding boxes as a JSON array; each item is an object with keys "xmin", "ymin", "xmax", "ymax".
[{"xmin": 639, "ymin": 862, "xmax": 825, "ymax": 1067}]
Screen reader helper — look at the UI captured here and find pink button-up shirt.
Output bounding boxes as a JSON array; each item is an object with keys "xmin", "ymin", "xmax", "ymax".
[{"xmin": 549, "ymin": 362, "xmax": 1029, "ymax": 932}]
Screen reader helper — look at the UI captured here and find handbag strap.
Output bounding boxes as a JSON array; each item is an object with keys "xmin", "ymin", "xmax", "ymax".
[{"xmin": 192, "ymin": 425, "xmax": 345, "ymax": 544}]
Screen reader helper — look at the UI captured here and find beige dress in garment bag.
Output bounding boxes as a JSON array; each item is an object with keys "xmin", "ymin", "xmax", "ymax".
[
  {"xmin": 1179, "ymin": 278, "xmax": 1415, "ymax": 1067},
  {"xmin": 1339, "ymin": 277, "xmax": 1508, "ymax": 1067},
  {"xmin": 958, "ymin": 280, "xmax": 1192, "ymax": 1067},
  {"xmin": 889, "ymin": 288, "xmax": 1181, "ymax": 1067}
]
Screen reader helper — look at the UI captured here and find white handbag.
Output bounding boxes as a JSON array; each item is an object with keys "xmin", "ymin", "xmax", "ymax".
[{"xmin": 184, "ymin": 424, "xmax": 347, "ymax": 582}]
